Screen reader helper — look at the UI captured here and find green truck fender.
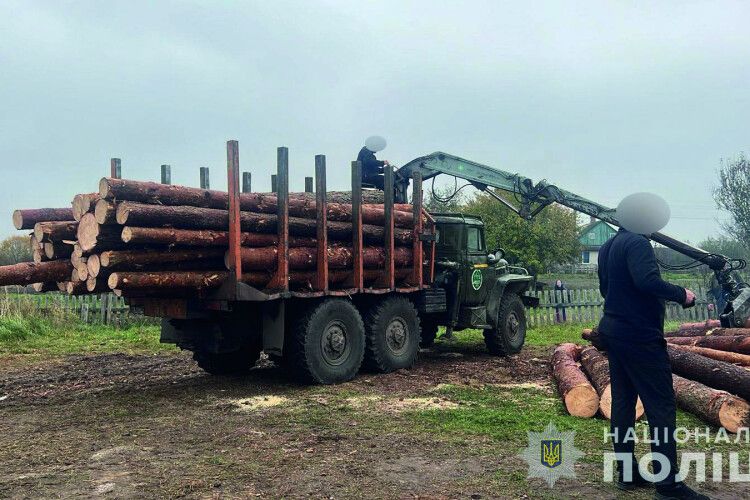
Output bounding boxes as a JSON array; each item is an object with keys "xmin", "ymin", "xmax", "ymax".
[{"xmin": 486, "ymin": 275, "xmax": 539, "ymax": 328}]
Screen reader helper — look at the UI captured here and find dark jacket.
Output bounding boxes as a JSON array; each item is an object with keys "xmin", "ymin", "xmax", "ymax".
[
  {"xmin": 597, "ymin": 229, "xmax": 686, "ymax": 342},
  {"xmin": 357, "ymin": 147, "xmax": 385, "ymax": 179}
]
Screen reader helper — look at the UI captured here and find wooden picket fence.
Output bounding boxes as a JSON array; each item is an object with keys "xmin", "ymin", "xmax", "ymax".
[
  {"xmin": 0, "ymin": 291, "xmax": 132, "ymax": 326},
  {"xmin": 525, "ymin": 285, "xmax": 716, "ymax": 327}
]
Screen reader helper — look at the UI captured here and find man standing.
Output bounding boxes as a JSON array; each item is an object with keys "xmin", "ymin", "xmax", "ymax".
[
  {"xmin": 357, "ymin": 135, "xmax": 390, "ymax": 190},
  {"xmin": 597, "ymin": 196, "xmax": 706, "ymax": 499}
]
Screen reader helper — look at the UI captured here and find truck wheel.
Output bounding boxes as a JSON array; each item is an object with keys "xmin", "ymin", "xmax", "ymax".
[
  {"xmin": 363, "ymin": 297, "xmax": 420, "ymax": 372},
  {"xmin": 286, "ymin": 299, "xmax": 365, "ymax": 384},
  {"xmin": 193, "ymin": 344, "xmax": 262, "ymax": 375},
  {"xmin": 420, "ymin": 319, "xmax": 438, "ymax": 347},
  {"xmin": 484, "ymin": 294, "xmax": 526, "ymax": 356}
]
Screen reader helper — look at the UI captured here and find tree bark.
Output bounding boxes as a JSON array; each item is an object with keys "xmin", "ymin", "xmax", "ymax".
[
  {"xmin": 672, "ymin": 374, "xmax": 750, "ymax": 433},
  {"xmin": 115, "ymin": 202, "xmax": 413, "ymax": 244},
  {"xmin": 550, "ymin": 343, "xmax": 599, "ymax": 418},
  {"xmin": 230, "ymin": 245, "xmax": 414, "ymax": 271},
  {"xmin": 579, "ymin": 346, "xmax": 645, "ymax": 420},
  {"xmin": 100, "ymin": 248, "xmax": 226, "ymax": 269},
  {"xmin": 109, "ymin": 268, "xmax": 413, "ymax": 292},
  {"xmin": 100, "ymin": 177, "xmax": 384, "ymax": 207},
  {"xmin": 13, "ymin": 208, "xmax": 74, "ymax": 230},
  {"xmin": 94, "ymin": 199, "xmax": 117, "ymax": 224},
  {"xmin": 0, "ymin": 260, "xmax": 73, "ymax": 286},
  {"xmin": 665, "ymin": 327, "xmax": 750, "ymax": 338},
  {"xmin": 667, "ymin": 335, "xmax": 750, "ymax": 354},
  {"xmin": 72, "ymin": 193, "xmax": 100, "ymax": 221},
  {"xmin": 33, "ymin": 221, "xmax": 78, "ymax": 243},
  {"xmin": 77, "ymin": 213, "xmax": 124, "ymax": 252},
  {"xmin": 120, "ymin": 226, "xmax": 316, "ymax": 248},
  {"xmin": 44, "ymin": 242, "xmax": 73, "ymax": 260},
  {"xmin": 670, "ymin": 345, "xmax": 750, "ymax": 366},
  {"xmin": 669, "ymin": 346, "xmax": 750, "ymax": 401}
]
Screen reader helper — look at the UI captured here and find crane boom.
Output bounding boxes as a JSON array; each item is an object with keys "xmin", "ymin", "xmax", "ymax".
[{"xmin": 396, "ymin": 151, "xmax": 749, "ymax": 327}]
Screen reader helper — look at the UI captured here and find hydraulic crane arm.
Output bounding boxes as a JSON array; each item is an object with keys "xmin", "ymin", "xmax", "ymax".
[{"xmin": 396, "ymin": 152, "xmax": 749, "ymax": 326}]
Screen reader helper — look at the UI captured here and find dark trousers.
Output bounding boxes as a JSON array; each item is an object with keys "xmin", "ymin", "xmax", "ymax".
[
  {"xmin": 605, "ymin": 336, "xmax": 678, "ymax": 488},
  {"xmin": 362, "ymin": 174, "xmax": 385, "ymax": 190}
]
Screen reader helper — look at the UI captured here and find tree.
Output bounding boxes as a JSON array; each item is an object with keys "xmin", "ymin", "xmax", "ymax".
[
  {"xmin": 714, "ymin": 154, "xmax": 750, "ymax": 248},
  {"xmin": 0, "ymin": 235, "xmax": 32, "ymax": 265},
  {"xmin": 421, "ymin": 182, "xmax": 470, "ymax": 213},
  {"xmin": 463, "ymin": 190, "xmax": 580, "ymax": 274}
]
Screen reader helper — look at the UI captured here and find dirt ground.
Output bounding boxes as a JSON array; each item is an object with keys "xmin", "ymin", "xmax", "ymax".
[{"xmin": 0, "ymin": 342, "xmax": 742, "ymax": 499}]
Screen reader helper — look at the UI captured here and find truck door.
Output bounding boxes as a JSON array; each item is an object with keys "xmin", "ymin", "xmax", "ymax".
[{"xmin": 463, "ymin": 225, "xmax": 494, "ymax": 306}]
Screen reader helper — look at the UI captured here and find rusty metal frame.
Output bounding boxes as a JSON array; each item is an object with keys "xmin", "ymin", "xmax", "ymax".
[
  {"xmin": 411, "ymin": 171, "xmax": 423, "ymax": 287},
  {"xmin": 226, "ymin": 141, "xmax": 242, "ymax": 289},
  {"xmin": 267, "ymin": 147, "xmax": 289, "ymax": 294},
  {"xmin": 314, "ymin": 155, "xmax": 328, "ymax": 291},
  {"xmin": 349, "ymin": 161, "xmax": 364, "ymax": 291},
  {"xmin": 374, "ymin": 166, "xmax": 395, "ymax": 290}
]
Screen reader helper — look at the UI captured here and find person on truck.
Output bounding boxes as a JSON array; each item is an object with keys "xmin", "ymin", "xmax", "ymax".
[
  {"xmin": 357, "ymin": 136, "xmax": 390, "ymax": 190},
  {"xmin": 597, "ymin": 193, "xmax": 705, "ymax": 500}
]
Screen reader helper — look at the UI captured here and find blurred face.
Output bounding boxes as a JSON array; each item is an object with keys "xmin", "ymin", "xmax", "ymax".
[{"xmin": 556, "ymin": 280, "xmax": 562, "ymax": 287}]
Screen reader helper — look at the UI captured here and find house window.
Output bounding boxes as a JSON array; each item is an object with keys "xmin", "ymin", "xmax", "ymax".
[
  {"xmin": 588, "ymin": 232, "xmax": 595, "ymax": 240},
  {"xmin": 582, "ymin": 251, "xmax": 590, "ymax": 264}
]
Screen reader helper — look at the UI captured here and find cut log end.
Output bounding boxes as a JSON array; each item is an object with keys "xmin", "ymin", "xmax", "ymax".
[
  {"xmin": 564, "ymin": 385, "xmax": 600, "ymax": 418},
  {"xmin": 12, "ymin": 210, "xmax": 23, "ymax": 230},
  {"xmin": 719, "ymin": 398, "xmax": 750, "ymax": 433}
]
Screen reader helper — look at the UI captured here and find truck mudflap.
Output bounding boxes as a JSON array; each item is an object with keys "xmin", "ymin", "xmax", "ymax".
[{"xmin": 486, "ymin": 275, "xmax": 535, "ymax": 328}]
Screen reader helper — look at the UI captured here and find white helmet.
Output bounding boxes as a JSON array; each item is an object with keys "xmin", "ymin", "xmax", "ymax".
[
  {"xmin": 365, "ymin": 135, "xmax": 387, "ymax": 152},
  {"xmin": 616, "ymin": 192, "xmax": 671, "ymax": 235}
]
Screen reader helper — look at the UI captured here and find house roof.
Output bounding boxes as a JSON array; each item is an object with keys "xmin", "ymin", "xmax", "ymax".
[{"xmin": 578, "ymin": 220, "xmax": 617, "ymax": 248}]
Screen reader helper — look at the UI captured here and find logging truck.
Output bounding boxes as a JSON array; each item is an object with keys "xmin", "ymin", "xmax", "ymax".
[{"xmin": 138, "ymin": 146, "xmax": 539, "ymax": 384}]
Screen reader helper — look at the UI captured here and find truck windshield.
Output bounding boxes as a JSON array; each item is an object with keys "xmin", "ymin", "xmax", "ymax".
[
  {"xmin": 436, "ymin": 224, "xmax": 462, "ymax": 250},
  {"xmin": 467, "ymin": 226, "xmax": 484, "ymax": 252}
]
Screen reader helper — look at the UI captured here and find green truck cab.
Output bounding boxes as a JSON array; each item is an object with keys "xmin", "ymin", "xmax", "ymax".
[{"xmin": 418, "ymin": 213, "xmax": 539, "ymax": 354}]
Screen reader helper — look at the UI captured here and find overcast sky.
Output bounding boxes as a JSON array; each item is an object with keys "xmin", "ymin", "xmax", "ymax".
[{"xmin": 1, "ymin": 1, "xmax": 748, "ymax": 244}]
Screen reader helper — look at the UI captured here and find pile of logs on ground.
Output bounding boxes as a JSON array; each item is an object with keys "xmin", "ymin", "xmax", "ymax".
[
  {"xmin": 551, "ymin": 320, "xmax": 750, "ymax": 433},
  {"xmin": 1, "ymin": 178, "xmax": 418, "ymax": 297}
]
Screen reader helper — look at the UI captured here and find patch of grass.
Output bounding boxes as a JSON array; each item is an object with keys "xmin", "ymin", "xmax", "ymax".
[{"xmin": 0, "ymin": 313, "xmax": 170, "ymax": 356}]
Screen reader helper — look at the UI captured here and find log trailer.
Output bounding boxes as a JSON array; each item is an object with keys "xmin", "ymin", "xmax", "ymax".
[{"xmin": 144, "ymin": 143, "xmax": 748, "ymax": 384}]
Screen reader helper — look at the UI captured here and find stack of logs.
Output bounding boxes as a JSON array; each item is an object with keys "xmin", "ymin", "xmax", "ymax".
[
  {"xmin": 1, "ymin": 178, "xmax": 421, "ymax": 296},
  {"xmin": 551, "ymin": 319, "xmax": 750, "ymax": 433}
]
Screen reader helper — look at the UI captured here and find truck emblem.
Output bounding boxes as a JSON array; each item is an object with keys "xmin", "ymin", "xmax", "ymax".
[{"xmin": 471, "ymin": 269, "xmax": 483, "ymax": 290}]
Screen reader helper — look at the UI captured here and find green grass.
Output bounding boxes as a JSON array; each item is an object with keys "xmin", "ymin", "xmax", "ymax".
[{"xmin": 0, "ymin": 313, "xmax": 169, "ymax": 356}]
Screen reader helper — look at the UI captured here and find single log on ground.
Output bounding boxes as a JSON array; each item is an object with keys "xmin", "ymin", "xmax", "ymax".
[
  {"xmin": 116, "ymin": 202, "xmax": 413, "ymax": 244},
  {"xmin": 669, "ymin": 347, "xmax": 750, "ymax": 401},
  {"xmin": 33, "ymin": 221, "xmax": 78, "ymax": 243},
  {"xmin": 667, "ymin": 335, "xmax": 750, "ymax": 354},
  {"xmin": 87, "ymin": 254, "xmax": 101, "ymax": 278},
  {"xmin": 86, "ymin": 276, "xmax": 110, "ymax": 293},
  {"xmin": 13, "ymin": 208, "xmax": 74, "ymax": 230},
  {"xmin": 231, "ymin": 246, "xmax": 414, "ymax": 271},
  {"xmin": 100, "ymin": 178, "xmax": 384, "ymax": 208},
  {"xmin": 44, "ymin": 242, "xmax": 73, "ymax": 260},
  {"xmin": 550, "ymin": 343, "xmax": 599, "ymax": 417},
  {"xmin": 100, "ymin": 248, "xmax": 226, "ymax": 270},
  {"xmin": 77, "ymin": 213, "xmax": 124, "ymax": 252},
  {"xmin": 0, "ymin": 260, "xmax": 73, "ymax": 286},
  {"xmin": 72, "ymin": 193, "xmax": 100, "ymax": 221},
  {"xmin": 665, "ymin": 327, "xmax": 750, "ymax": 338},
  {"xmin": 109, "ymin": 268, "xmax": 413, "ymax": 292},
  {"xmin": 579, "ymin": 346, "xmax": 644, "ymax": 420},
  {"xmin": 32, "ymin": 282, "xmax": 58, "ymax": 292},
  {"xmin": 666, "ymin": 320, "xmax": 723, "ymax": 337},
  {"xmin": 673, "ymin": 374, "xmax": 750, "ymax": 433},
  {"xmin": 94, "ymin": 199, "xmax": 117, "ymax": 224},
  {"xmin": 120, "ymin": 226, "xmax": 316, "ymax": 248},
  {"xmin": 670, "ymin": 345, "xmax": 750, "ymax": 366},
  {"xmin": 66, "ymin": 281, "xmax": 89, "ymax": 295}
]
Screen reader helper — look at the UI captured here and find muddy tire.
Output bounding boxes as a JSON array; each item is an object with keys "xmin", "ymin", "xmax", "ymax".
[
  {"xmin": 193, "ymin": 344, "xmax": 262, "ymax": 375},
  {"xmin": 285, "ymin": 299, "xmax": 365, "ymax": 384},
  {"xmin": 484, "ymin": 294, "xmax": 526, "ymax": 356},
  {"xmin": 363, "ymin": 297, "xmax": 420, "ymax": 372},
  {"xmin": 420, "ymin": 318, "xmax": 439, "ymax": 347}
]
